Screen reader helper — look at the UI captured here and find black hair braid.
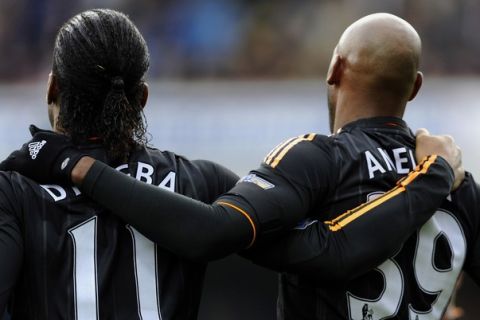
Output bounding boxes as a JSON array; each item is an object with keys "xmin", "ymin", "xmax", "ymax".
[
  {"xmin": 52, "ymin": 9, "xmax": 150, "ymax": 162},
  {"xmin": 100, "ymin": 77, "xmax": 146, "ymax": 161}
]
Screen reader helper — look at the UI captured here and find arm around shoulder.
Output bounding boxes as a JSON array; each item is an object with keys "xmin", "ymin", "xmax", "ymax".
[{"xmin": 243, "ymin": 155, "xmax": 455, "ymax": 283}]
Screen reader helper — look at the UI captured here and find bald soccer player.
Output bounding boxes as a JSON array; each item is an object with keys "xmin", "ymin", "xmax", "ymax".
[
  {"xmin": 241, "ymin": 13, "xmax": 480, "ymax": 319},
  {"xmin": 0, "ymin": 12, "xmax": 466, "ymax": 318}
]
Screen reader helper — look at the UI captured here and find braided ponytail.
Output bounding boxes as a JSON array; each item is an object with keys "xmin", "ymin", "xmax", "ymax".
[{"xmin": 52, "ymin": 9, "xmax": 150, "ymax": 162}]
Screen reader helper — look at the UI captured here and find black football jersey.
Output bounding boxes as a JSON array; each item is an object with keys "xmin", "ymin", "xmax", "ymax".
[
  {"xmin": 0, "ymin": 145, "xmax": 238, "ymax": 320},
  {"xmin": 331, "ymin": 173, "xmax": 480, "ymax": 320},
  {"xmin": 37, "ymin": 116, "xmax": 457, "ymax": 320},
  {"xmin": 234, "ymin": 117, "xmax": 480, "ymax": 320}
]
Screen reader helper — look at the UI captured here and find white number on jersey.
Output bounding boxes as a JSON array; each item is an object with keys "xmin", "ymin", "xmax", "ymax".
[
  {"xmin": 68, "ymin": 217, "xmax": 99, "ymax": 320},
  {"xmin": 68, "ymin": 171, "xmax": 176, "ymax": 319},
  {"xmin": 347, "ymin": 197, "xmax": 466, "ymax": 320}
]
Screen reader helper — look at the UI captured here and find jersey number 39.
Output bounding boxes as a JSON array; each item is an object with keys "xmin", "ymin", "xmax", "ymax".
[{"xmin": 347, "ymin": 209, "xmax": 466, "ymax": 320}]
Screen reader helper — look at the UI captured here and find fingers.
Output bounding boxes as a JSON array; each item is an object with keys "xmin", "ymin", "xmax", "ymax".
[
  {"xmin": 415, "ymin": 129, "xmax": 464, "ymax": 191},
  {"xmin": 416, "ymin": 129, "xmax": 455, "ymax": 145},
  {"xmin": 415, "ymin": 128, "xmax": 429, "ymax": 138},
  {"xmin": 452, "ymin": 148, "xmax": 465, "ymax": 191}
]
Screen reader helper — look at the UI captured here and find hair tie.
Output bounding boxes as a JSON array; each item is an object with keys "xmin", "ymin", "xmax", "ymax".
[{"xmin": 111, "ymin": 76, "xmax": 124, "ymax": 92}]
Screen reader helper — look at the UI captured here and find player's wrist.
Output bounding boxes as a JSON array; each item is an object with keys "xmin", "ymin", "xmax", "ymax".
[
  {"xmin": 71, "ymin": 156, "xmax": 95, "ymax": 186},
  {"xmin": 434, "ymin": 155, "xmax": 464, "ymax": 191}
]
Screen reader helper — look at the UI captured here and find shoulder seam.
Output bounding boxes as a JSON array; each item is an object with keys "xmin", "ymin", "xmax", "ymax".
[{"xmin": 265, "ymin": 133, "xmax": 316, "ymax": 168}]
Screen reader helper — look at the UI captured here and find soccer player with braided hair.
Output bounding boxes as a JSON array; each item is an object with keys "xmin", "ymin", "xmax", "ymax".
[
  {"xmin": 0, "ymin": 9, "xmax": 239, "ymax": 319},
  {"xmin": 0, "ymin": 10, "xmax": 465, "ymax": 320},
  {"xmin": 48, "ymin": 7, "xmax": 149, "ymax": 164}
]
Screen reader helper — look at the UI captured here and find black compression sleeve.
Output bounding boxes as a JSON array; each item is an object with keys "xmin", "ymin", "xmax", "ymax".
[
  {"xmin": 242, "ymin": 155, "xmax": 454, "ymax": 283},
  {"xmin": 81, "ymin": 161, "xmax": 253, "ymax": 262}
]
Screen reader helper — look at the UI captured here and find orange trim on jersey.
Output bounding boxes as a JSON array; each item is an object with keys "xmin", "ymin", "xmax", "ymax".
[
  {"xmin": 264, "ymin": 137, "xmax": 297, "ymax": 165},
  {"xmin": 325, "ymin": 186, "xmax": 404, "ymax": 231},
  {"xmin": 269, "ymin": 133, "xmax": 316, "ymax": 168},
  {"xmin": 217, "ymin": 201, "xmax": 257, "ymax": 248},
  {"xmin": 324, "ymin": 155, "xmax": 438, "ymax": 231},
  {"xmin": 399, "ymin": 155, "xmax": 437, "ymax": 187}
]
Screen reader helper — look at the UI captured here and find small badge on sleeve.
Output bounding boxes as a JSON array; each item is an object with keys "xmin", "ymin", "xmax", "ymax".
[{"xmin": 239, "ymin": 174, "xmax": 275, "ymax": 190}]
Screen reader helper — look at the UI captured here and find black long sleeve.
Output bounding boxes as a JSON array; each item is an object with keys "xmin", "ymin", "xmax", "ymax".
[
  {"xmin": 242, "ymin": 156, "xmax": 455, "ymax": 283},
  {"xmin": 80, "ymin": 137, "xmax": 338, "ymax": 261},
  {"xmin": 82, "ymin": 161, "xmax": 254, "ymax": 262},
  {"xmin": 81, "ymin": 154, "xmax": 453, "ymax": 266}
]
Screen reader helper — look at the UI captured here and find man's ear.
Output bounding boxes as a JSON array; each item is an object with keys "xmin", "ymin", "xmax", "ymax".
[
  {"xmin": 326, "ymin": 55, "xmax": 343, "ymax": 86},
  {"xmin": 141, "ymin": 82, "xmax": 149, "ymax": 109},
  {"xmin": 46, "ymin": 73, "xmax": 59, "ymax": 105},
  {"xmin": 408, "ymin": 71, "xmax": 423, "ymax": 101}
]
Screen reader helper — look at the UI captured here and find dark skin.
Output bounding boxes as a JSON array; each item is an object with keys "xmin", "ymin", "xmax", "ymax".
[
  {"xmin": 326, "ymin": 13, "xmax": 423, "ymax": 133},
  {"xmin": 323, "ymin": 13, "xmax": 463, "ymax": 189},
  {"xmin": 0, "ymin": 13, "xmax": 465, "ymax": 289},
  {"xmin": 67, "ymin": 14, "xmax": 463, "ymax": 189},
  {"xmin": 72, "ymin": 134, "xmax": 462, "ymax": 187}
]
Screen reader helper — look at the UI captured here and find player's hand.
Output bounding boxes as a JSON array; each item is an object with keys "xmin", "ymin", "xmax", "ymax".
[
  {"xmin": 0, "ymin": 125, "xmax": 85, "ymax": 184},
  {"xmin": 415, "ymin": 128, "xmax": 464, "ymax": 190}
]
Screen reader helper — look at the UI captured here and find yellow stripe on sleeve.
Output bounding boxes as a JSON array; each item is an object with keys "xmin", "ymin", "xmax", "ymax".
[
  {"xmin": 399, "ymin": 154, "xmax": 437, "ymax": 187},
  {"xmin": 217, "ymin": 201, "xmax": 257, "ymax": 248},
  {"xmin": 264, "ymin": 137, "xmax": 297, "ymax": 165},
  {"xmin": 325, "ymin": 154, "xmax": 438, "ymax": 231},
  {"xmin": 269, "ymin": 133, "xmax": 316, "ymax": 168},
  {"xmin": 325, "ymin": 186, "xmax": 404, "ymax": 231}
]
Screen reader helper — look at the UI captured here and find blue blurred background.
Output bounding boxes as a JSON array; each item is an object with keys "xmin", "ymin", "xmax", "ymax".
[{"xmin": 0, "ymin": 0, "xmax": 479, "ymax": 319}]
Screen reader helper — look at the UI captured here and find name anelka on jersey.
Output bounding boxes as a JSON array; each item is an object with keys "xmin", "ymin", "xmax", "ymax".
[{"xmin": 273, "ymin": 118, "xmax": 480, "ymax": 320}]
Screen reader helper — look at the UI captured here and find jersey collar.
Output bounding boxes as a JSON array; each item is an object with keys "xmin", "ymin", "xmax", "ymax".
[{"xmin": 338, "ymin": 117, "xmax": 409, "ymax": 133}]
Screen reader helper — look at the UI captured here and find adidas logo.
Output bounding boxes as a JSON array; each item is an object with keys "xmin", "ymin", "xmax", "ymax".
[{"xmin": 28, "ymin": 140, "xmax": 46, "ymax": 159}]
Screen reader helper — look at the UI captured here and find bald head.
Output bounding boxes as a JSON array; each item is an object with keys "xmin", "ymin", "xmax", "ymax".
[
  {"xmin": 326, "ymin": 13, "xmax": 423, "ymax": 132},
  {"xmin": 337, "ymin": 13, "xmax": 421, "ymax": 97}
]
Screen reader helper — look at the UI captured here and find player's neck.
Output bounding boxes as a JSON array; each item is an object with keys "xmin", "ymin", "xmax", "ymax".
[{"xmin": 333, "ymin": 92, "xmax": 405, "ymax": 132}]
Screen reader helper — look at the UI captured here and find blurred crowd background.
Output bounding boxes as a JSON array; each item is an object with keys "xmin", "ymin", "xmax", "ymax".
[
  {"xmin": 1, "ymin": 0, "xmax": 480, "ymax": 81},
  {"xmin": 0, "ymin": 1, "xmax": 479, "ymax": 319}
]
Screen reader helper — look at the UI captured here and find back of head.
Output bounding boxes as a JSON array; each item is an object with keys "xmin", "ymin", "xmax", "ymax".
[
  {"xmin": 52, "ymin": 9, "xmax": 150, "ymax": 162},
  {"xmin": 337, "ymin": 13, "xmax": 422, "ymax": 102}
]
